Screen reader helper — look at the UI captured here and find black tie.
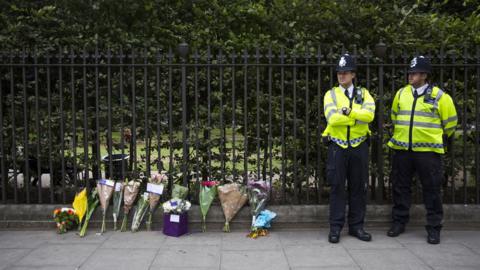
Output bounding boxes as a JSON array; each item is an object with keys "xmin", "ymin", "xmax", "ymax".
[{"xmin": 413, "ymin": 89, "xmax": 418, "ymax": 98}]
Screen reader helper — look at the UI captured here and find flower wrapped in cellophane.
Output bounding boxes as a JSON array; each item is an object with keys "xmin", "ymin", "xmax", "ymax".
[
  {"xmin": 131, "ymin": 192, "xmax": 150, "ymax": 232},
  {"xmin": 218, "ymin": 182, "xmax": 248, "ymax": 232},
  {"xmin": 252, "ymin": 209, "xmax": 277, "ymax": 235},
  {"xmin": 79, "ymin": 188, "xmax": 99, "ymax": 237},
  {"xmin": 97, "ymin": 179, "xmax": 116, "ymax": 233},
  {"xmin": 246, "ymin": 177, "xmax": 271, "ymax": 239},
  {"xmin": 172, "ymin": 184, "xmax": 188, "ymax": 200},
  {"xmin": 53, "ymin": 208, "xmax": 78, "ymax": 234},
  {"xmin": 72, "ymin": 188, "xmax": 87, "ymax": 229},
  {"xmin": 199, "ymin": 180, "xmax": 218, "ymax": 232},
  {"xmin": 120, "ymin": 180, "xmax": 141, "ymax": 232},
  {"xmin": 112, "ymin": 182, "xmax": 123, "ymax": 231},
  {"xmin": 146, "ymin": 173, "xmax": 168, "ymax": 231}
]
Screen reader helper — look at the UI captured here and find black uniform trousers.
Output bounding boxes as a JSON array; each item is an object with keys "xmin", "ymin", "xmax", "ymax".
[
  {"xmin": 391, "ymin": 150, "xmax": 444, "ymax": 231},
  {"xmin": 327, "ymin": 141, "xmax": 369, "ymax": 231}
]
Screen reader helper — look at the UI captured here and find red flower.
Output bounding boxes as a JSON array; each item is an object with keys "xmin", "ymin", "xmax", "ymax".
[{"xmin": 201, "ymin": 180, "xmax": 218, "ymax": 187}]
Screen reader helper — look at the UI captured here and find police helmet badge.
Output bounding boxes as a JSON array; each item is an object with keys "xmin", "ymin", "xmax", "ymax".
[
  {"xmin": 410, "ymin": 57, "xmax": 417, "ymax": 68},
  {"xmin": 339, "ymin": 57, "xmax": 347, "ymax": 67}
]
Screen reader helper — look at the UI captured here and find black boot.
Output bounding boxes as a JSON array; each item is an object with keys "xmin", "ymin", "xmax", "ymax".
[
  {"xmin": 348, "ymin": 228, "xmax": 372, "ymax": 242},
  {"xmin": 387, "ymin": 223, "xmax": 405, "ymax": 237},
  {"xmin": 426, "ymin": 227, "xmax": 440, "ymax": 244},
  {"xmin": 328, "ymin": 230, "xmax": 341, "ymax": 244}
]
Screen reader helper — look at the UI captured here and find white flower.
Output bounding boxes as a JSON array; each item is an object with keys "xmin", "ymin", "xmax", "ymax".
[{"xmin": 162, "ymin": 198, "xmax": 191, "ymax": 213}]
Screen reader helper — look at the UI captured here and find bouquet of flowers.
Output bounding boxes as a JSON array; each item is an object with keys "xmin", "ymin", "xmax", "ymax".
[
  {"xmin": 252, "ymin": 209, "xmax": 277, "ymax": 237},
  {"xmin": 53, "ymin": 208, "xmax": 78, "ymax": 234},
  {"xmin": 172, "ymin": 184, "xmax": 188, "ymax": 200},
  {"xmin": 120, "ymin": 180, "xmax": 141, "ymax": 232},
  {"xmin": 97, "ymin": 179, "xmax": 116, "ymax": 233},
  {"xmin": 131, "ymin": 192, "xmax": 150, "ymax": 232},
  {"xmin": 79, "ymin": 188, "xmax": 99, "ymax": 237},
  {"xmin": 112, "ymin": 182, "xmax": 123, "ymax": 231},
  {"xmin": 162, "ymin": 197, "xmax": 191, "ymax": 237},
  {"xmin": 246, "ymin": 179, "xmax": 271, "ymax": 238},
  {"xmin": 162, "ymin": 198, "xmax": 192, "ymax": 214},
  {"xmin": 146, "ymin": 173, "xmax": 168, "ymax": 230},
  {"xmin": 218, "ymin": 182, "xmax": 248, "ymax": 232},
  {"xmin": 72, "ymin": 188, "xmax": 88, "ymax": 228},
  {"xmin": 199, "ymin": 180, "xmax": 218, "ymax": 232}
]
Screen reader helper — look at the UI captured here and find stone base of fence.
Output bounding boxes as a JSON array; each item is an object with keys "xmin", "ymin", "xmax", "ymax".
[{"xmin": 1, "ymin": 204, "xmax": 480, "ymax": 231}]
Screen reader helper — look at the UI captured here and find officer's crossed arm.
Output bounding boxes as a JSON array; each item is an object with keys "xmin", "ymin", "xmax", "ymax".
[
  {"xmin": 324, "ymin": 92, "xmax": 356, "ymax": 127},
  {"xmin": 438, "ymin": 93, "xmax": 458, "ymax": 137},
  {"xmin": 347, "ymin": 90, "xmax": 376, "ymax": 123}
]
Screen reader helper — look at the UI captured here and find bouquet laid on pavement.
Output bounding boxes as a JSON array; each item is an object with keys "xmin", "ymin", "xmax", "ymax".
[
  {"xmin": 131, "ymin": 191, "xmax": 150, "ymax": 232},
  {"xmin": 112, "ymin": 182, "xmax": 123, "ymax": 231},
  {"xmin": 218, "ymin": 182, "xmax": 248, "ymax": 232},
  {"xmin": 79, "ymin": 188, "xmax": 99, "ymax": 237},
  {"xmin": 162, "ymin": 197, "xmax": 192, "ymax": 237},
  {"xmin": 72, "ymin": 188, "xmax": 87, "ymax": 228},
  {"xmin": 199, "ymin": 180, "xmax": 218, "ymax": 232},
  {"xmin": 53, "ymin": 208, "xmax": 78, "ymax": 234},
  {"xmin": 97, "ymin": 179, "xmax": 116, "ymax": 233},
  {"xmin": 146, "ymin": 173, "xmax": 168, "ymax": 231},
  {"xmin": 252, "ymin": 209, "xmax": 277, "ymax": 234},
  {"xmin": 120, "ymin": 180, "xmax": 141, "ymax": 232},
  {"xmin": 163, "ymin": 183, "xmax": 191, "ymax": 214},
  {"xmin": 246, "ymin": 179, "xmax": 271, "ymax": 239}
]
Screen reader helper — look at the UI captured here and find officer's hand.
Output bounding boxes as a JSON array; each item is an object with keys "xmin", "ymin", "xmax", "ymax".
[{"xmin": 338, "ymin": 107, "xmax": 351, "ymax": 116}]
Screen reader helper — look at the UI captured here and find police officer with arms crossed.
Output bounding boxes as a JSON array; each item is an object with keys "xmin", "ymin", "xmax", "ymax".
[
  {"xmin": 387, "ymin": 56, "xmax": 457, "ymax": 244},
  {"xmin": 323, "ymin": 54, "xmax": 376, "ymax": 243}
]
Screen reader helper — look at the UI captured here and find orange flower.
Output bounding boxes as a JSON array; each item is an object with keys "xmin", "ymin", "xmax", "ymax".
[{"xmin": 53, "ymin": 209, "xmax": 60, "ymax": 216}]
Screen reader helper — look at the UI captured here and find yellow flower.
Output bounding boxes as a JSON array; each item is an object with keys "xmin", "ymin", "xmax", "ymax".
[{"xmin": 73, "ymin": 188, "xmax": 88, "ymax": 223}]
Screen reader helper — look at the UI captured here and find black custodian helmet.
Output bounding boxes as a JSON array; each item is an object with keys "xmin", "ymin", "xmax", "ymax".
[
  {"xmin": 336, "ymin": 54, "xmax": 356, "ymax": 72},
  {"xmin": 408, "ymin": 56, "xmax": 432, "ymax": 74}
]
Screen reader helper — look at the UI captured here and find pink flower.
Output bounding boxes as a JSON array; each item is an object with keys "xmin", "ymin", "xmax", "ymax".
[{"xmin": 201, "ymin": 180, "xmax": 218, "ymax": 187}]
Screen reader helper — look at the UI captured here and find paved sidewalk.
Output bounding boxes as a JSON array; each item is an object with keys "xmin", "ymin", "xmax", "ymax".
[{"xmin": 0, "ymin": 228, "xmax": 479, "ymax": 270}]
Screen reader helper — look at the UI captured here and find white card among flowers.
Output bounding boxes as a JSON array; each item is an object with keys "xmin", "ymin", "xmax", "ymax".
[
  {"xmin": 99, "ymin": 179, "xmax": 115, "ymax": 187},
  {"xmin": 114, "ymin": 182, "xmax": 122, "ymax": 191},
  {"xmin": 147, "ymin": 183, "xmax": 164, "ymax": 195}
]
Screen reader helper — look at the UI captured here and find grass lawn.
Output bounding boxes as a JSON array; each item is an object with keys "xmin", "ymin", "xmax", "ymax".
[{"xmin": 68, "ymin": 128, "xmax": 286, "ymax": 173}]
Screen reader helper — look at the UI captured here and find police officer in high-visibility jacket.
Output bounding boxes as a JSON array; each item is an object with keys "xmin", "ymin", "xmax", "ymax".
[
  {"xmin": 323, "ymin": 54, "xmax": 375, "ymax": 243},
  {"xmin": 387, "ymin": 56, "xmax": 457, "ymax": 244}
]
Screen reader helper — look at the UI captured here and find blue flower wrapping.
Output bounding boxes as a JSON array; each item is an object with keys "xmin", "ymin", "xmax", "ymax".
[{"xmin": 253, "ymin": 209, "xmax": 277, "ymax": 229}]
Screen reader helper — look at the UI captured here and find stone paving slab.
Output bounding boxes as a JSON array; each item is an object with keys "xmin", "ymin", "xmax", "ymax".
[
  {"xmin": 348, "ymin": 249, "xmax": 431, "ymax": 270},
  {"xmin": 0, "ymin": 229, "xmax": 479, "ymax": 270},
  {"xmin": 14, "ymin": 243, "xmax": 97, "ymax": 268},
  {"xmin": 80, "ymin": 248, "xmax": 158, "ymax": 270},
  {"xmin": 152, "ymin": 245, "xmax": 221, "ymax": 268},
  {"xmin": 284, "ymin": 244, "xmax": 356, "ymax": 268},
  {"xmin": 0, "ymin": 249, "xmax": 31, "ymax": 270}
]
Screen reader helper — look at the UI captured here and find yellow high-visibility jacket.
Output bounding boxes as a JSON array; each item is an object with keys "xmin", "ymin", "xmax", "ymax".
[
  {"xmin": 322, "ymin": 86, "xmax": 375, "ymax": 148},
  {"xmin": 388, "ymin": 84, "xmax": 457, "ymax": 154}
]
